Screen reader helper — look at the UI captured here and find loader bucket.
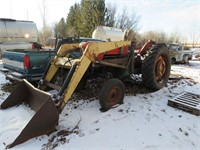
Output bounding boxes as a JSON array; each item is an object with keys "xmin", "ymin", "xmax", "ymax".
[{"xmin": 0, "ymin": 80, "xmax": 59, "ymax": 149}]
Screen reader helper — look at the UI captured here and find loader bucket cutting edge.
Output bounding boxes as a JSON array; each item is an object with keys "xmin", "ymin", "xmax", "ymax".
[{"xmin": 0, "ymin": 80, "xmax": 59, "ymax": 149}]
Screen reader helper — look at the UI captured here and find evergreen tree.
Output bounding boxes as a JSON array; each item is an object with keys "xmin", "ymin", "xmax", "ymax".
[
  {"xmin": 66, "ymin": 3, "xmax": 81, "ymax": 36},
  {"xmin": 81, "ymin": 0, "xmax": 106, "ymax": 37},
  {"xmin": 65, "ymin": 0, "xmax": 107, "ymax": 37},
  {"xmin": 64, "ymin": 0, "xmax": 140, "ymax": 38},
  {"xmin": 54, "ymin": 18, "xmax": 66, "ymax": 38},
  {"xmin": 80, "ymin": 0, "xmax": 93, "ymax": 37},
  {"xmin": 92, "ymin": 0, "xmax": 106, "ymax": 26}
]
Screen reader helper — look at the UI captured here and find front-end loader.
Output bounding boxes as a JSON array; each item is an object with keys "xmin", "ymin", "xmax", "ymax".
[{"xmin": 0, "ymin": 40, "xmax": 171, "ymax": 148}]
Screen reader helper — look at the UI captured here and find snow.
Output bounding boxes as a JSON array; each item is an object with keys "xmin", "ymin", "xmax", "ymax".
[
  {"xmin": 0, "ymin": 61, "xmax": 200, "ymax": 150},
  {"xmin": 0, "ymin": 105, "xmax": 35, "ymax": 144}
]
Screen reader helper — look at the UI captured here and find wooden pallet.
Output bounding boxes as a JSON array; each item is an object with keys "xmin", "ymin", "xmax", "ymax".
[{"xmin": 168, "ymin": 92, "xmax": 200, "ymax": 116}]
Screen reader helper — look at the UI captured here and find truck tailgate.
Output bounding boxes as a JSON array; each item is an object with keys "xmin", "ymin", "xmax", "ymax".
[
  {"xmin": 2, "ymin": 50, "xmax": 25, "ymax": 73},
  {"xmin": 1, "ymin": 49, "xmax": 55, "ymax": 81}
]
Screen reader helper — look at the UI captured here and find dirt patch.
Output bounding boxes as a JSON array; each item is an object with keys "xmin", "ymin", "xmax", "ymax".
[
  {"xmin": 125, "ymin": 81, "xmax": 152, "ymax": 95},
  {"xmin": 71, "ymin": 78, "xmax": 152, "ymax": 103},
  {"xmin": 41, "ymin": 120, "xmax": 81, "ymax": 150},
  {"xmin": 1, "ymin": 74, "xmax": 196, "ymax": 100},
  {"xmin": 169, "ymin": 73, "xmax": 198, "ymax": 84},
  {"xmin": 1, "ymin": 81, "xmax": 20, "ymax": 93}
]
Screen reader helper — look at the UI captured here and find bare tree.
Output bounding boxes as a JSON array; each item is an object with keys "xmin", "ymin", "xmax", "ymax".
[
  {"xmin": 140, "ymin": 29, "xmax": 188, "ymax": 47},
  {"xmin": 38, "ymin": 0, "xmax": 48, "ymax": 46},
  {"xmin": 190, "ymin": 31, "xmax": 200, "ymax": 47},
  {"xmin": 115, "ymin": 7, "xmax": 140, "ymax": 31},
  {"xmin": 167, "ymin": 29, "xmax": 184, "ymax": 44},
  {"xmin": 104, "ymin": 3, "xmax": 117, "ymax": 27},
  {"xmin": 38, "ymin": 26, "xmax": 53, "ymax": 46},
  {"xmin": 141, "ymin": 30, "xmax": 168, "ymax": 44}
]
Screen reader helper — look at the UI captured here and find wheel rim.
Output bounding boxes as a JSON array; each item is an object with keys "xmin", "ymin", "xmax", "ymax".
[
  {"xmin": 155, "ymin": 55, "xmax": 167, "ymax": 82},
  {"xmin": 108, "ymin": 87, "xmax": 120, "ymax": 106}
]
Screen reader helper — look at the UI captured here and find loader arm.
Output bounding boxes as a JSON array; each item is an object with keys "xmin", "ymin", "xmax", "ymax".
[
  {"xmin": 44, "ymin": 43, "xmax": 80, "ymax": 82},
  {"xmin": 58, "ymin": 41, "xmax": 131, "ymax": 112}
]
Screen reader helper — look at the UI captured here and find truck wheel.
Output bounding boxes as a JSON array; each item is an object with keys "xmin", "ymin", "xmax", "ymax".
[
  {"xmin": 142, "ymin": 44, "xmax": 171, "ymax": 90},
  {"xmin": 99, "ymin": 78, "xmax": 125, "ymax": 111},
  {"xmin": 171, "ymin": 58, "xmax": 176, "ymax": 64},
  {"xmin": 183, "ymin": 55, "xmax": 190, "ymax": 64}
]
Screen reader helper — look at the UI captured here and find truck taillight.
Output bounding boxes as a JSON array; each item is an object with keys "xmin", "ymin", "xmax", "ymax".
[{"xmin": 23, "ymin": 55, "xmax": 30, "ymax": 69}]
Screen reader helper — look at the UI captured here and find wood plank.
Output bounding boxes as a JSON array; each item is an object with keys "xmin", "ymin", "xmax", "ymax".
[{"xmin": 168, "ymin": 92, "xmax": 200, "ymax": 116}]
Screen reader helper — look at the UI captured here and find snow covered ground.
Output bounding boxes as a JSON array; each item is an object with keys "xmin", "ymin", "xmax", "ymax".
[{"xmin": 0, "ymin": 61, "xmax": 200, "ymax": 150}]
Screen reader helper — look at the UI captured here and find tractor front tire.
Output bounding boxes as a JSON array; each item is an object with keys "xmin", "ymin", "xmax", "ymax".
[
  {"xmin": 99, "ymin": 78, "xmax": 125, "ymax": 112},
  {"xmin": 142, "ymin": 44, "xmax": 171, "ymax": 91}
]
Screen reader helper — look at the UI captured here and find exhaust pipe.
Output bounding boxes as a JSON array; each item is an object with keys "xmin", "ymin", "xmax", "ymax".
[{"xmin": 0, "ymin": 80, "xmax": 59, "ymax": 148}]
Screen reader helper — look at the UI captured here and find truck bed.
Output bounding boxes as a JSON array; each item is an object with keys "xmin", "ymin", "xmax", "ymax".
[{"xmin": 0, "ymin": 49, "xmax": 55, "ymax": 82}]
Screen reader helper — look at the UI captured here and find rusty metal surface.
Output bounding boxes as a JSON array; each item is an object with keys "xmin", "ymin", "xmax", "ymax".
[
  {"xmin": 155, "ymin": 55, "xmax": 167, "ymax": 82},
  {"xmin": 0, "ymin": 80, "xmax": 59, "ymax": 148},
  {"xmin": 98, "ymin": 60, "xmax": 128, "ymax": 69}
]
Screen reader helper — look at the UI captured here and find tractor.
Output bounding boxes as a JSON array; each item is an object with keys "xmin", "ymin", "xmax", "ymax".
[{"xmin": 0, "ymin": 38, "xmax": 171, "ymax": 148}]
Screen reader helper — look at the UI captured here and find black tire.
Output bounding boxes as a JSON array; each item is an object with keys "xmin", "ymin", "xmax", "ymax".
[
  {"xmin": 171, "ymin": 58, "xmax": 176, "ymax": 64},
  {"xmin": 99, "ymin": 78, "xmax": 125, "ymax": 111},
  {"xmin": 182, "ymin": 55, "xmax": 190, "ymax": 64},
  {"xmin": 142, "ymin": 44, "xmax": 171, "ymax": 90}
]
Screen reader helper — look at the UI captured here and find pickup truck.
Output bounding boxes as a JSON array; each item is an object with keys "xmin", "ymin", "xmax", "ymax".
[
  {"xmin": 0, "ymin": 49, "xmax": 55, "ymax": 82},
  {"xmin": 0, "ymin": 18, "xmax": 39, "ymax": 59},
  {"xmin": 0, "ymin": 37, "xmax": 103, "ymax": 82},
  {"xmin": 169, "ymin": 43, "xmax": 193, "ymax": 64}
]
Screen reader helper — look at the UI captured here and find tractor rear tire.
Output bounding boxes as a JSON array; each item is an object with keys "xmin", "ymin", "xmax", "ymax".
[
  {"xmin": 99, "ymin": 78, "xmax": 125, "ymax": 112},
  {"xmin": 142, "ymin": 44, "xmax": 171, "ymax": 91}
]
